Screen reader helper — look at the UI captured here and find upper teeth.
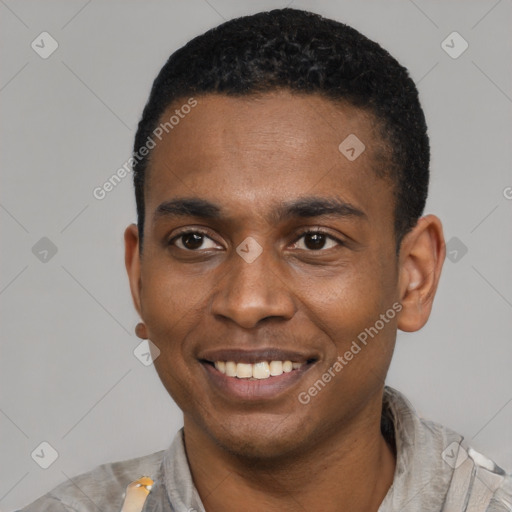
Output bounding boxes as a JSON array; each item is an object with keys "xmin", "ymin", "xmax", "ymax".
[{"xmin": 214, "ymin": 360, "xmax": 304, "ymax": 379}]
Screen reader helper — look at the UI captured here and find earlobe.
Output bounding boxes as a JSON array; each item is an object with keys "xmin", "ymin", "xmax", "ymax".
[
  {"xmin": 135, "ymin": 321, "xmax": 148, "ymax": 340},
  {"xmin": 124, "ymin": 223, "xmax": 143, "ymax": 319},
  {"xmin": 397, "ymin": 215, "xmax": 446, "ymax": 332}
]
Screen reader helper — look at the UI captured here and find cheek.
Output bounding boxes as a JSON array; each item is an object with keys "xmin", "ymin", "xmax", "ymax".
[
  {"xmin": 298, "ymin": 251, "xmax": 398, "ymax": 364},
  {"xmin": 298, "ymin": 271, "xmax": 397, "ymax": 417},
  {"xmin": 305, "ymin": 259, "xmax": 389, "ymax": 326},
  {"xmin": 138, "ymin": 261, "xmax": 212, "ymax": 373},
  {"xmin": 141, "ymin": 266, "xmax": 210, "ymax": 408},
  {"xmin": 141, "ymin": 258, "xmax": 207, "ymax": 319}
]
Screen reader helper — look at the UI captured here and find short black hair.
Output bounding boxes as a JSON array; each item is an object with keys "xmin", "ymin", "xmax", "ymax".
[{"xmin": 132, "ymin": 8, "xmax": 429, "ymax": 250}]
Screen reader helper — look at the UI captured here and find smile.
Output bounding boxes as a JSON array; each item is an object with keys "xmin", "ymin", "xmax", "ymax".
[
  {"xmin": 198, "ymin": 349, "xmax": 318, "ymax": 400},
  {"xmin": 213, "ymin": 360, "xmax": 305, "ymax": 380}
]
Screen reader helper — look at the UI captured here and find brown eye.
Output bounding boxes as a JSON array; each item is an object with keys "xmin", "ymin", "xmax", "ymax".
[
  {"xmin": 170, "ymin": 230, "xmax": 221, "ymax": 251},
  {"xmin": 292, "ymin": 230, "xmax": 340, "ymax": 251},
  {"xmin": 304, "ymin": 233, "xmax": 327, "ymax": 250},
  {"xmin": 181, "ymin": 233, "xmax": 205, "ymax": 250}
]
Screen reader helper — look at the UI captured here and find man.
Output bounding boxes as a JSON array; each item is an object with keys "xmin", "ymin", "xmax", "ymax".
[{"xmin": 19, "ymin": 8, "xmax": 511, "ymax": 512}]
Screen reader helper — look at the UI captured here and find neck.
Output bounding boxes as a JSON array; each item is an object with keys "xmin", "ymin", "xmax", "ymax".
[{"xmin": 184, "ymin": 393, "xmax": 396, "ymax": 512}]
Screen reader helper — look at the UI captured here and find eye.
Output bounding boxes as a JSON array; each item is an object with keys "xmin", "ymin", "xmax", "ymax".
[
  {"xmin": 291, "ymin": 230, "xmax": 342, "ymax": 251},
  {"xmin": 169, "ymin": 230, "xmax": 221, "ymax": 251}
]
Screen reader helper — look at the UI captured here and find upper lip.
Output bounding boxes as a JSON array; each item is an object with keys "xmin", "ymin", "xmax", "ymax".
[{"xmin": 198, "ymin": 348, "xmax": 318, "ymax": 364}]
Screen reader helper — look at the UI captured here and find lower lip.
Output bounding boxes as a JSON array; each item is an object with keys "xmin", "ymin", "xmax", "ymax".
[{"xmin": 202, "ymin": 362, "xmax": 314, "ymax": 401}]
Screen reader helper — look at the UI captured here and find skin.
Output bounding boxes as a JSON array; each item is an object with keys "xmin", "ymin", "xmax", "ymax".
[{"xmin": 125, "ymin": 91, "xmax": 445, "ymax": 511}]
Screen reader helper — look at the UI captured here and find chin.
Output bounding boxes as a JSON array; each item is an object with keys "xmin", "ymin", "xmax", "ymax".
[{"xmin": 206, "ymin": 413, "xmax": 314, "ymax": 462}]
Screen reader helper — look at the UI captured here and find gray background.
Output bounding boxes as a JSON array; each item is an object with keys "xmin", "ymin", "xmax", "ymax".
[{"xmin": 1, "ymin": 0, "xmax": 511, "ymax": 509}]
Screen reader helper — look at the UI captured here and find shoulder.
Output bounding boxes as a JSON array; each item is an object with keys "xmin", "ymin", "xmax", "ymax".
[
  {"xmin": 382, "ymin": 387, "xmax": 512, "ymax": 511},
  {"xmin": 416, "ymin": 414, "xmax": 512, "ymax": 510},
  {"xmin": 488, "ymin": 471, "xmax": 512, "ymax": 511},
  {"xmin": 459, "ymin": 447, "xmax": 512, "ymax": 512},
  {"xmin": 17, "ymin": 450, "xmax": 165, "ymax": 512}
]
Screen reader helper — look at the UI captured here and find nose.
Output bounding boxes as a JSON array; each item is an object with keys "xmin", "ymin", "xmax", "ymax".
[{"xmin": 210, "ymin": 246, "xmax": 296, "ymax": 329}]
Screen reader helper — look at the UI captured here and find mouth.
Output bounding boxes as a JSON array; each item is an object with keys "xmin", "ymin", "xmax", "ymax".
[
  {"xmin": 199, "ymin": 349, "xmax": 318, "ymax": 401},
  {"xmin": 205, "ymin": 359, "xmax": 310, "ymax": 380}
]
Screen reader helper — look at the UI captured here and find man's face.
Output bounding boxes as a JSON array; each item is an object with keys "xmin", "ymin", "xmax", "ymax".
[{"xmin": 129, "ymin": 91, "xmax": 402, "ymax": 459}]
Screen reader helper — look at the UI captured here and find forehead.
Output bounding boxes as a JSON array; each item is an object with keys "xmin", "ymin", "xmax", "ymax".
[{"xmin": 144, "ymin": 91, "xmax": 393, "ymax": 225}]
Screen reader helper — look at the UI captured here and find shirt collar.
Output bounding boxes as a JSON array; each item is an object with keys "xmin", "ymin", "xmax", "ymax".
[
  {"xmin": 155, "ymin": 386, "xmax": 463, "ymax": 512},
  {"xmin": 378, "ymin": 386, "xmax": 462, "ymax": 511}
]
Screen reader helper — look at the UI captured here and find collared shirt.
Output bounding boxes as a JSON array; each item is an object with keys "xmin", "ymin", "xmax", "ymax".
[{"xmin": 18, "ymin": 387, "xmax": 512, "ymax": 511}]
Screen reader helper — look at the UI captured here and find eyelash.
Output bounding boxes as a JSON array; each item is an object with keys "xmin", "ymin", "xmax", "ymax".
[
  {"xmin": 292, "ymin": 228, "xmax": 344, "ymax": 251},
  {"xmin": 168, "ymin": 228, "xmax": 344, "ymax": 251}
]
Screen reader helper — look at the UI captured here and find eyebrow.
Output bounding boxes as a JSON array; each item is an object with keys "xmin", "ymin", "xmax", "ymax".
[
  {"xmin": 272, "ymin": 197, "xmax": 366, "ymax": 223},
  {"xmin": 153, "ymin": 196, "xmax": 367, "ymax": 224},
  {"xmin": 154, "ymin": 198, "xmax": 221, "ymax": 220}
]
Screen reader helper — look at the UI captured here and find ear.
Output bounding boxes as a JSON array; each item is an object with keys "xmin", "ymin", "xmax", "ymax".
[
  {"xmin": 397, "ymin": 215, "xmax": 446, "ymax": 332},
  {"xmin": 124, "ymin": 223, "xmax": 143, "ymax": 318}
]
